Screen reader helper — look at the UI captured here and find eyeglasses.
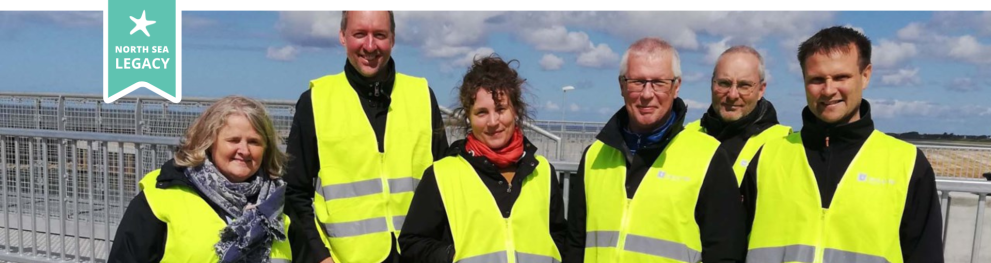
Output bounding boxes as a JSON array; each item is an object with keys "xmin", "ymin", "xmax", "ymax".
[
  {"xmin": 712, "ymin": 78, "xmax": 761, "ymax": 96},
  {"xmin": 621, "ymin": 76, "xmax": 679, "ymax": 95}
]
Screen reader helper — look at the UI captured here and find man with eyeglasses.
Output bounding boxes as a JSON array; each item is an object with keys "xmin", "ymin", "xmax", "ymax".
[
  {"xmin": 685, "ymin": 45, "xmax": 792, "ymax": 184},
  {"xmin": 565, "ymin": 37, "xmax": 746, "ymax": 263}
]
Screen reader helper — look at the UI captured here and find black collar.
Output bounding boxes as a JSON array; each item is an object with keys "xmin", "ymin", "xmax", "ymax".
[
  {"xmin": 700, "ymin": 98, "xmax": 781, "ymax": 140},
  {"xmin": 595, "ymin": 98, "xmax": 689, "ymax": 161},
  {"xmin": 343, "ymin": 58, "xmax": 397, "ymax": 104},
  {"xmin": 800, "ymin": 99, "xmax": 875, "ymax": 149},
  {"xmin": 154, "ymin": 159, "xmax": 192, "ymax": 189}
]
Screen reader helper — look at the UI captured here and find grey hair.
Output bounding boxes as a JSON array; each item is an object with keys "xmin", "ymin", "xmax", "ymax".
[
  {"xmin": 714, "ymin": 45, "xmax": 766, "ymax": 82},
  {"xmin": 619, "ymin": 37, "xmax": 682, "ymax": 80}
]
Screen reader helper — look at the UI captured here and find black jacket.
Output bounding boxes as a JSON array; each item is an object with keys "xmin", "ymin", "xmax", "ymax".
[
  {"xmin": 740, "ymin": 99, "xmax": 944, "ymax": 263},
  {"xmin": 283, "ymin": 59, "xmax": 450, "ymax": 263},
  {"xmin": 398, "ymin": 138, "xmax": 569, "ymax": 263},
  {"xmin": 565, "ymin": 98, "xmax": 748, "ymax": 263},
  {"xmin": 699, "ymin": 98, "xmax": 784, "ymax": 158},
  {"xmin": 109, "ymin": 160, "xmax": 255, "ymax": 263}
]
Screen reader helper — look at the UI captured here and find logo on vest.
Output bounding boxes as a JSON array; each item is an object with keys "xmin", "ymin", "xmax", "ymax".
[
  {"xmin": 857, "ymin": 172, "xmax": 896, "ymax": 185},
  {"xmin": 739, "ymin": 160, "xmax": 749, "ymax": 168},
  {"xmin": 657, "ymin": 170, "xmax": 691, "ymax": 182}
]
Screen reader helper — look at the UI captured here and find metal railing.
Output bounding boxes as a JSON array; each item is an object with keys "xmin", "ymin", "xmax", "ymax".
[
  {"xmin": 0, "ymin": 92, "xmax": 567, "ymax": 162},
  {"xmin": 0, "ymin": 128, "xmax": 988, "ymax": 262}
]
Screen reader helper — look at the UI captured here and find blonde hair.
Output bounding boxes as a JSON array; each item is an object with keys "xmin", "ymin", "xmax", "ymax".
[{"xmin": 174, "ymin": 95, "xmax": 287, "ymax": 178}]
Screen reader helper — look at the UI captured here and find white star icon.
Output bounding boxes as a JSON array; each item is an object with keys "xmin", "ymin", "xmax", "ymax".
[{"xmin": 129, "ymin": 10, "xmax": 156, "ymax": 37}]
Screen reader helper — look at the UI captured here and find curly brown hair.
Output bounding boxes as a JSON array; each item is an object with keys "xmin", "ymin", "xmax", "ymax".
[{"xmin": 452, "ymin": 54, "xmax": 533, "ymax": 135}]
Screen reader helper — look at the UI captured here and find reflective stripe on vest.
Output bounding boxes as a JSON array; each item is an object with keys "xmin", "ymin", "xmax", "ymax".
[
  {"xmin": 748, "ymin": 130, "xmax": 915, "ymax": 263},
  {"xmin": 684, "ymin": 120, "xmax": 792, "ymax": 184},
  {"xmin": 583, "ymin": 130, "xmax": 720, "ymax": 263},
  {"xmin": 434, "ymin": 154, "xmax": 562, "ymax": 263},
  {"xmin": 310, "ymin": 72, "xmax": 434, "ymax": 263},
  {"xmin": 139, "ymin": 170, "xmax": 293, "ymax": 263}
]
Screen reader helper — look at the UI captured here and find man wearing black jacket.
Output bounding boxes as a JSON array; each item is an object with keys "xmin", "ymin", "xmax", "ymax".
[
  {"xmin": 685, "ymin": 45, "xmax": 791, "ymax": 183},
  {"xmin": 565, "ymin": 37, "xmax": 746, "ymax": 263},
  {"xmin": 741, "ymin": 26, "xmax": 943, "ymax": 263},
  {"xmin": 283, "ymin": 11, "xmax": 448, "ymax": 263}
]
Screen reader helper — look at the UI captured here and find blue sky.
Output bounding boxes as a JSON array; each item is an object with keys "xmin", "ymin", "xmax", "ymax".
[{"xmin": 2, "ymin": 11, "xmax": 991, "ymax": 135}]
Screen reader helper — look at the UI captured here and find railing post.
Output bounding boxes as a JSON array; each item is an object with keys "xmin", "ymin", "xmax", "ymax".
[
  {"xmin": 57, "ymin": 96, "xmax": 65, "ymax": 131},
  {"xmin": 135, "ymin": 98, "xmax": 142, "ymax": 135},
  {"xmin": 941, "ymin": 190, "xmax": 952, "ymax": 247},
  {"xmin": 971, "ymin": 193, "xmax": 986, "ymax": 263}
]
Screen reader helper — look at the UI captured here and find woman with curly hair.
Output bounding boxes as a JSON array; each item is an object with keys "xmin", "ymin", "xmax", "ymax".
[{"xmin": 398, "ymin": 54, "xmax": 567, "ymax": 263}]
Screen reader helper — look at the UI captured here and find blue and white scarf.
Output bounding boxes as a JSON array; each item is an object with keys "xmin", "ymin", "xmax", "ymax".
[{"xmin": 185, "ymin": 159, "xmax": 287, "ymax": 263}]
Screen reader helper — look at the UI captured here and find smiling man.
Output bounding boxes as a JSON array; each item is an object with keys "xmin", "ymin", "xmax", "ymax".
[
  {"xmin": 685, "ymin": 45, "xmax": 792, "ymax": 184},
  {"xmin": 565, "ymin": 37, "xmax": 746, "ymax": 263},
  {"xmin": 741, "ymin": 26, "xmax": 944, "ymax": 263},
  {"xmin": 283, "ymin": 11, "xmax": 449, "ymax": 263}
]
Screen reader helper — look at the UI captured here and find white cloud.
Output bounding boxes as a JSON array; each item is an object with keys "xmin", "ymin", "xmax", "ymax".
[
  {"xmin": 569, "ymin": 103, "xmax": 580, "ymax": 112},
  {"xmin": 704, "ymin": 37, "xmax": 733, "ymax": 65},
  {"xmin": 452, "ymin": 47, "xmax": 496, "ymax": 67},
  {"xmin": 183, "ymin": 14, "xmax": 218, "ymax": 30},
  {"xmin": 682, "ymin": 98, "xmax": 709, "ymax": 110},
  {"xmin": 872, "ymin": 40, "xmax": 917, "ymax": 68},
  {"xmin": 266, "ymin": 45, "xmax": 299, "ymax": 61},
  {"xmin": 545, "ymin": 100, "xmax": 561, "ymax": 111},
  {"xmin": 896, "ymin": 22, "xmax": 927, "ymax": 41},
  {"xmin": 275, "ymin": 11, "xmax": 343, "ymax": 48},
  {"xmin": 577, "ymin": 43, "xmax": 619, "ymax": 68},
  {"xmin": 520, "ymin": 26, "xmax": 593, "ymax": 52},
  {"xmin": 880, "ymin": 68, "xmax": 921, "ymax": 86},
  {"xmin": 540, "ymin": 54, "xmax": 565, "ymax": 71},
  {"xmin": 870, "ymin": 99, "xmax": 941, "ymax": 118},
  {"xmin": 870, "ymin": 99, "xmax": 991, "ymax": 119},
  {"xmin": 945, "ymin": 77, "xmax": 981, "ymax": 92},
  {"xmin": 598, "ymin": 107, "xmax": 613, "ymax": 115},
  {"xmin": 947, "ymin": 35, "xmax": 991, "ymax": 64}
]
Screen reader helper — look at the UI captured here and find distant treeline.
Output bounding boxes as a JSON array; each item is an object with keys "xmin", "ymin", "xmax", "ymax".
[{"xmin": 889, "ymin": 132, "xmax": 991, "ymax": 142}]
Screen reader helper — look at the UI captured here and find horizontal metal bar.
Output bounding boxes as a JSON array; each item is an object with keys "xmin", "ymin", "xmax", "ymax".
[
  {"xmin": 0, "ymin": 91, "xmax": 298, "ymax": 105},
  {"xmin": 917, "ymin": 144, "xmax": 991, "ymax": 151},
  {"xmin": 935, "ymin": 179, "xmax": 991, "ymax": 194},
  {"xmin": 0, "ymin": 127, "xmax": 179, "ymax": 145}
]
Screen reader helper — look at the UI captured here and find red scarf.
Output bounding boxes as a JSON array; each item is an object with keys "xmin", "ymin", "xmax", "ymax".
[{"xmin": 465, "ymin": 128, "xmax": 524, "ymax": 169}]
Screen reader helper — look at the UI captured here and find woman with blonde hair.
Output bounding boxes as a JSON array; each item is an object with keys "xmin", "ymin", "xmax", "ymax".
[{"xmin": 110, "ymin": 95, "xmax": 292, "ymax": 263}]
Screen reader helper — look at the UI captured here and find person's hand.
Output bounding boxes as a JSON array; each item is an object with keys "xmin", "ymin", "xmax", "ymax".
[{"xmin": 319, "ymin": 257, "xmax": 335, "ymax": 263}]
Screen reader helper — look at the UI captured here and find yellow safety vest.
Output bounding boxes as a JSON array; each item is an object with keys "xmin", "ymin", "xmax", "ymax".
[
  {"xmin": 433, "ymin": 154, "xmax": 562, "ymax": 263},
  {"xmin": 583, "ymin": 130, "xmax": 721, "ymax": 263},
  {"xmin": 684, "ymin": 120, "xmax": 792, "ymax": 184},
  {"xmin": 310, "ymin": 72, "xmax": 434, "ymax": 263},
  {"xmin": 139, "ymin": 170, "xmax": 293, "ymax": 263},
  {"xmin": 748, "ymin": 130, "xmax": 916, "ymax": 263}
]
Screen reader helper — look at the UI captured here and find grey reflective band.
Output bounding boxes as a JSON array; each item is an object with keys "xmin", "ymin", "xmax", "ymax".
[
  {"xmin": 323, "ymin": 217, "xmax": 389, "ymax": 238},
  {"xmin": 747, "ymin": 245, "xmax": 815, "ymax": 263},
  {"xmin": 389, "ymin": 177, "xmax": 420, "ymax": 194},
  {"xmin": 270, "ymin": 259, "xmax": 291, "ymax": 263},
  {"xmin": 823, "ymin": 248, "xmax": 889, "ymax": 263},
  {"xmin": 516, "ymin": 252, "xmax": 560, "ymax": 263},
  {"xmin": 585, "ymin": 231, "xmax": 620, "ymax": 248},
  {"xmin": 458, "ymin": 251, "xmax": 508, "ymax": 263},
  {"xmin": 318, "ymin": 178, "xmax": 384, "ymax": 200},
  {"xmin": 393, "ymin": 215, "xmax": 406, "ymax": 232},
  {"xmin": 623, "ymin": 234, "xmax": 700, "ymax": 263}
]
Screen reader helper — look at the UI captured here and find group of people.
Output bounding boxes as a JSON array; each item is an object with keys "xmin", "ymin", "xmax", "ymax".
[{"xmin": 108, "ymin": 10, "xmax": 944, "ymax": 263}]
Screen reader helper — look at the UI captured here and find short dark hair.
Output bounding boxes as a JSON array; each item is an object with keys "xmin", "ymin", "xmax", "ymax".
[
  {"xmin": 340, "ymin": 11, "xmax": 396, "ymax": 34},
  {"xmin": 797, "ymin": 26, "xmax": 872, "ymax": 72}
]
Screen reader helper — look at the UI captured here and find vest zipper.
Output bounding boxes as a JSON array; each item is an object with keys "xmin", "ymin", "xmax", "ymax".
[
  {"xmin": 506, "ymin": 218, "xmax": 515, "ymax": 263},
  {"xmin": 381, "ymin": 152, "xmax": 395, "ymax": 233},
  {"xmin": 616, "ymin": 198, "xmax": 633, "ymax": 261}
]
